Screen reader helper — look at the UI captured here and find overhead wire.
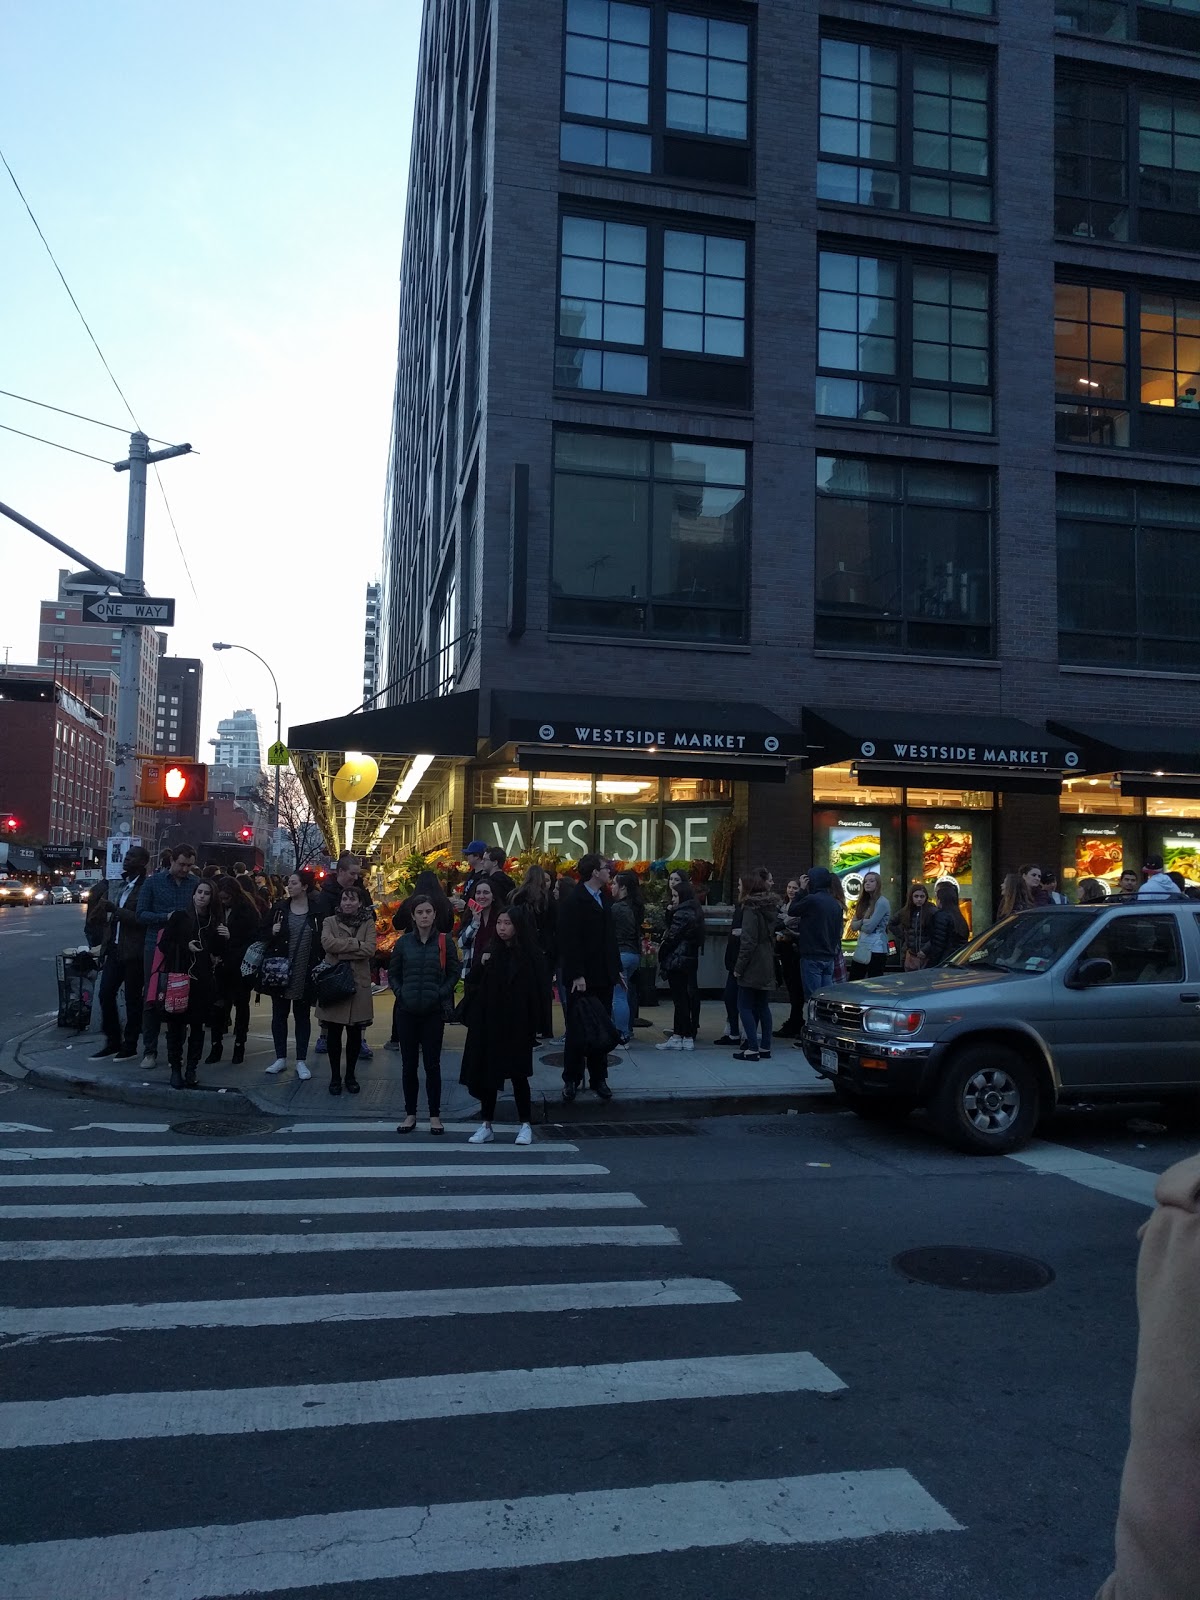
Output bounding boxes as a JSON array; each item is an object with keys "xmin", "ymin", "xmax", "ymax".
[
  {"xmin": 0, "ymin": 387, "xmax": 173, "ymax": 443},
  {"xmin": 0, "ymin": 420, "xmax": 113, "ymax": 465}
]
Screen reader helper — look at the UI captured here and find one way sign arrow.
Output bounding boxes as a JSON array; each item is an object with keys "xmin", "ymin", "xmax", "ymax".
[{"xmin": 82, "ymin": 596, "xmax": 176, "ymax": 626}]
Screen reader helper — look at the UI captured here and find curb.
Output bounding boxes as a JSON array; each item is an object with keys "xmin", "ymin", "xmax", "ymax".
[
  {"xmin": 7, "ymin": 1026, "xmax": 262, "ymax": 1116},
  {"xmin": 529, "ymin": 1088, "xmax": 835, "ymax": 1123}
]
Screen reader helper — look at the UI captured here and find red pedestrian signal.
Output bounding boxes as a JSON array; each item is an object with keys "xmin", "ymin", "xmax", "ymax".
[
  {"xmin": 2, "ymin": 816, "xmax": 17, "ymax": 833},
  {"xmin": 139, "ymin": 761, "xmax": 208, "ymax": 807},
  {"xmin": 238, "ymin": 826, "xmax": 253, "ymax": 842}
]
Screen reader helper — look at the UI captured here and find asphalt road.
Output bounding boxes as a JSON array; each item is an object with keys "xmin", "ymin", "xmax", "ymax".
[
  {"xmin": 0, "ymin": 901, "xmax": 90, "ymax": 1045},
  {"xmin": 0, "ymin": 1072, "xmax": 1191, "ymax": 1600}
]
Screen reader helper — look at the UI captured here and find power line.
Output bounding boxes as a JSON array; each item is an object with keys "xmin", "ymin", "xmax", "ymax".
[
  {"xmin": 150, "ymin": 466, "xmax": 201, "ymax": 604},
  {"xmin": 0, "ymin": 420, "xmax": 113, "ymax": 465},
  {"xmin": 0, "ymin": 387, "xmax": 173, "ymax": 443},
  {"xmin": 0, "ymin": 145, "xmax": 142, "ymax": 431}
]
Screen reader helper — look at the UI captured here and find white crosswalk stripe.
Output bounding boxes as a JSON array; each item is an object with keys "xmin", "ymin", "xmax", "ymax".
[{"xmin": 0, "ymin": 1124, "xmax": 962, "ymax": 1592}]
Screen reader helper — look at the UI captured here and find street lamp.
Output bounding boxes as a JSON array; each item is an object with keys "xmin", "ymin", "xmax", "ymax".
[{"xmin": 212, "ymin": 642, "xmax": 282, "ymax": 838}]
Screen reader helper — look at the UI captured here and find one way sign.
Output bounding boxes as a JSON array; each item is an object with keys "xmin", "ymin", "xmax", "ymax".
[{"xmin": 83, "ymin": 596, "xmax": 176, "ymax": 626}]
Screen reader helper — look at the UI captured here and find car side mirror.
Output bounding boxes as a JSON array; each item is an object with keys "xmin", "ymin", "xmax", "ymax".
[{"xmin": 1069, "ymin": 956, "xmax": 1114, "ymax": 989}]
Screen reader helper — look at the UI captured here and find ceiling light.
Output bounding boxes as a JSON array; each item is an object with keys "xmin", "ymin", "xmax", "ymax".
[{"xmin": 397, "ymin": 752, "xmax": 434, "ymax": 803}]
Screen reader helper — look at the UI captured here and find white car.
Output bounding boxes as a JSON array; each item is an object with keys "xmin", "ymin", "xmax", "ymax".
[{"xmin": 44, "ymin": 884, "xmax": 74, "ymax": 905}]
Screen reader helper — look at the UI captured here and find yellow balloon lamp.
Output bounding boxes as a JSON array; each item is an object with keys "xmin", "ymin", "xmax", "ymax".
[{"xmin": 332, "ymin": 753, "xmax": 379, "ymax": 804}]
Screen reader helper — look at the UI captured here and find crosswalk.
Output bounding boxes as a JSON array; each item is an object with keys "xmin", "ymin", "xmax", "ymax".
[{"xmin": 0, "ymin": 1120, "xmax": 963, "ymax": 1595}]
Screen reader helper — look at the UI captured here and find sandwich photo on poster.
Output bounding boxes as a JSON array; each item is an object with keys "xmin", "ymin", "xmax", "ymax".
[
  {"xmin": 923, "ymin": 828, "xmax": 974, "ymax": 929},
  {"xmin": 830, "ymin": 825, "xmax": 881, "ymax": 945}
]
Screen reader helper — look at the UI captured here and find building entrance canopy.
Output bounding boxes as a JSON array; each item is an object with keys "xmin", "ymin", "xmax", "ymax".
[{"xmin": 1047, "ymin": 720, "xmax": 1200, "ymax": 782}]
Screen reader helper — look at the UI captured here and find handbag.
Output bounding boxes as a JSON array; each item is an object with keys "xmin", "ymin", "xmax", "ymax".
[
  {"xmin": 903, "ymin": 950, "xmax": 926, "ymax": 972},
  {"xmin": 313, "ymin": 958, "xmax": 356, "ymax": 1007},
  {"xmin": 852, "ymin": 935, "xmax": 873, "ymax": 966},
  {"xmin": 241, "ymin": 939, "xmax": 267, "ymax": 979},
  {"xmin": 568, "ymin": 990, "xmax": 620, "ymax": 1055},
  {"xmin": 258, "ymin": 955, "xmax": 292, "ymax": 993},
  {"xmin": 163, "ymin": 970, "xmax": 191, "ymax": 1015},
  {"xmin": 144, "ymin": 931, "xmax": 167, "ymax": 1007}
]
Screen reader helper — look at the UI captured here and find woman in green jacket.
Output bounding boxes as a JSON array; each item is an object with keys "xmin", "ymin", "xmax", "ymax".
[
  {"xmin": 389, "ymin": 895, "xmax": 462, "ymax": 1135},
  {"xmin": 732, "ymin": 877, "xmax": 781, "ymax": 1062}
]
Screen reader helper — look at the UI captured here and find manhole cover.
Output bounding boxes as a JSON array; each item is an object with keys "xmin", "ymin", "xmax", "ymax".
[
  {"xmin": 543, "ymin": 1121, "xmax": 701, "ymax": 1139},
  {"xmin": 170, "ymin": 1118, "xmax": 277, "ymax": 1138},
  {"xmin": 893, "ymin": 1246, "xmax": 1054, "ymax": 1294}
]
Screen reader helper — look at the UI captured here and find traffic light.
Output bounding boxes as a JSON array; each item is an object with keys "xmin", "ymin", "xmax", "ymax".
[
  {"xmin": 237, "ymin": 826, "xmax": 253, "ymax": 842},
  {"xmin": 139, "ymin": 761, "xmax": 208, "ymax": 807},
  {"xmin": 2, "ymin": 816, "xmax": 17, "ymax": 833}
]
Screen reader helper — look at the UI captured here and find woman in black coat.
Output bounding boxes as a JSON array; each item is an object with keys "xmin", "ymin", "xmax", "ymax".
[
  {"xmin": 159, "ymin": 879, "xmax": 226, "ymax": 1089},
  {"xmin": 459, "ymin": 908, "xmax": 541, "ymax": 1146},
  {"xmin": 387, "ymin": 871, "xmax": 455, "ymax": 1049},
  {"xmin": 511, "ymin": 865, "xmax": 557, "ymax": 1038},
  {"xmin": 921, "ymin": 880, "xmax": 971, "ymax": 967},
  {"xmin": 208, "ymin": 875, "xmax": 262, "ymax": 1065}
]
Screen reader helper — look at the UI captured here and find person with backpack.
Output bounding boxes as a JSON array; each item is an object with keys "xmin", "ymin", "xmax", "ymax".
[{"xmin": 390, "ymin": 894, "xmax": 461, "ymax": 1136}]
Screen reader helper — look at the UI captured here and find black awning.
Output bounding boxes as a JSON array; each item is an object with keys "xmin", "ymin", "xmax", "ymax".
[
  {"xmin": 515, "ymin": 746, "xmax": 791, "ymax": 784},
  {"xmin": 1047, "ymin": 719, "xmax": 1200, "ymax": 776},
  {"xmin": 288, "ymin": 690, "xmax": 481, "ymax": 757},
  {"xmin": 804, "ymin": 706, "xmax": 1083, "ymax": 777},
  {"xmin": 489, "ymin": 690, "xmax": 805, "ymax": 759}
]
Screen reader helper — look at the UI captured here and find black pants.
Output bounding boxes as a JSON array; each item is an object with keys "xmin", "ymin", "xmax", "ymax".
[
  {"xmin": 722, "ymin": 970, "xmax": 739, "ymax": 1034},
  {"xmin": 849, "ymin": 953, "xmax": 888, "ymax": 980},
  {"xmin": 777, "ymin": 943, "xmax": 805, "ymax": 1026},
  {"xmin": 563, "ymin": 983, "xmax": 613, "ymax": 1086},
  {"xmin": 215, "ymin": 974, "xmax": 253, "ymax": 1042},
  {"xmin": 667, "ymin": 968, "xmax": 699, "ymax": 1038},
  {"xmin": 397, "ymin": 1008, "xmax": 444, "ymax": 1116},
  {"xmin": 480, "ymin": 1077, "xmax": 532, "ymax": 1122},
  {"xmin": 326, "ymin": 1023, "xmax": 363, "ymax": 1079},
  {"xmin": 166, "ymin": 1015, "xmax": 205, "ymax": 1070},
  {"xmin": 98, "ymin": 951, "xmax": 143, "ymax": 1051}
]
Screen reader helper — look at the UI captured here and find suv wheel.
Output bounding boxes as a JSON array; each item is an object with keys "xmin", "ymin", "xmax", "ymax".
[{"xmin": 934, "ymin": 1044, "xmax": 1039, "ymax": 1154}]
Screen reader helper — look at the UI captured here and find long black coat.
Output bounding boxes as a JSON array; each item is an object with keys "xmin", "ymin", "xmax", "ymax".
[
  {"xmin": 458, "ymin": 942, "xmax": 541, "ymax": 1096},
  {"xmin": 159, "ymin": 910, "xmax": 223, "ymax": 1022},
  {"xmin": 558, "ymin": 882, "xmax": 620, "ymax": 990}
]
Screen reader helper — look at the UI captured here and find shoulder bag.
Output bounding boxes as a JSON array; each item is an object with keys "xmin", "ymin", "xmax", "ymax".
[
  {"xmin": 163, "ymin": 966, "xmax": 192, "ymax": 1015},
  {"xmin": 241, "ymin": 939, "xmax": 267, "ymax": 979},
  {"xmin": 258, "ymin": 955, "xmax": 292, "ymax": 993},
  {"xmin": 313, "ymin": 958, "xmax": 357, "ymax": 1007}
]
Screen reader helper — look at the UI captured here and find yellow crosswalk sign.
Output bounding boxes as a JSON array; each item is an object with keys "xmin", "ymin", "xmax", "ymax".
[{"xmin": 267, "ymin": 741, "xmax": 290, "ymax": 766}]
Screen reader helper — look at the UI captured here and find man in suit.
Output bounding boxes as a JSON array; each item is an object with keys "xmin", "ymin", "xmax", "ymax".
[
  {"xmin": 86, "ymin": 845, "xmax": 152, "ymax": 1062},
  {"xmin": 558, "ymin": 852, "xmax": 620, "ymax": 1102}
]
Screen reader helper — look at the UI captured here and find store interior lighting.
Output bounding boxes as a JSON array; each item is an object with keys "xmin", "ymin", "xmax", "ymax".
[
  {"xmin": 493, "ymin": 775, "xmax": 653, "ymax": 795},
  {"xmin": 398, "ymin": 753, "xmax": 435, "ymax": 803}
]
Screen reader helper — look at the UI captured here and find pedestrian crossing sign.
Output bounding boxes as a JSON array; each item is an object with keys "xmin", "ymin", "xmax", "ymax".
[{"xmin": 267, "ymin": 741, "xmax": 290, "ymax": 766}]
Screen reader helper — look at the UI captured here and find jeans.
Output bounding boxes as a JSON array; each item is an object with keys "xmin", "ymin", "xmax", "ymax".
[
  {"xmin": 612, "ymin": 950, "xmax": 639, "ymax": 1038},
  {"xmin": 800, "ymin": 957, "xmax": 836, "ymax": 998},
  {"xmin": 666, "ymin": 968, "xmax": 699, "ymax": 1039},
  {"xmin": 397, "ymin": 1008, "xmax": 444, "ymax": 1116},
  {"xmin": 98, "ymin": 951, "xmax": 143, "ymax": 1051},
  {"xmin": 271, "ymin": 996, "xmax": 312, "ymax": 1059},
  {"xmin": 737, "ymin": 986, "xmax": 773, "ymax": 1053}
]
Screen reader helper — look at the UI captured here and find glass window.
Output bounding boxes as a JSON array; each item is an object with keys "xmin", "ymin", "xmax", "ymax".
[
  {"xmin": 662, "ymin": 230, "xmax": 746, "ymax": 356},
  {"xmin": 817, "ymin": 251, "xmax": 992, "ymax": 433},
  {"xmin": 1057, "ymin": 0, "xmax": 1200, "ymax": 55},
  {"xmin": 816, "ymin": 454, "xmax": 993, "ymax": 657},
  {"xmin": 1078, "ymin": 915, "xmax": 1184, "ymax": 983},
  {"xmin": 1057, "ymin": 477, "xmax": 1200, "ymax": 671},
  {"xmin": 564, "ymin": 0, "xmax": 651, "ymax": 124},
  {"xmin": 818, "ymin": 41, "xmax": 991, "ymax": 222},
  {"xmin": 557, "ymin": 215, "xmax": 648, "ymax": 395},
  {"xmin": 552, "ymin": 428, "xmax": 747, "ymax": 641},
  {"xmin": 666, "ymin": 12, "xmax": 749, "ymax": 140}
]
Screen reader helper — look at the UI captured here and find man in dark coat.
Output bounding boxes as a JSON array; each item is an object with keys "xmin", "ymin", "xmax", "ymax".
[
  {"xmin": 86, "ymin": 845, "xmax": 151, "ymax": 1061},
  {"xmin": 558, "ymin": 853, "xmax": 620, "ymax": 1101},
  {"xmin": 794, "ymin": 865, "xmax": 844, "ymax": 997}
]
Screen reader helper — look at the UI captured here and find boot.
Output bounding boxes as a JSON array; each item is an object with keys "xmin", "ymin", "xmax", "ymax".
[
  {"xmin": 231, "ymin": 1040, "xmax": 245, "ymax": 1065},
  {"xmin": 328, "ymin": 1073, "xmax": 342, "ymax": 1096},
  {"xmin": 184, "ymin": 1064, "xmax": 198, "ymax": 1088},
  {"xmin": 344, "ymin": 1071, "xmax": 360, "ymax": 1095},
  {"xmin": 205, "ymin": 1036, "xmax": 224, "ymax": 1065},
  {"xmin": 169, "ymin": 1063, "xmax": 184, "ymax": 1089}
]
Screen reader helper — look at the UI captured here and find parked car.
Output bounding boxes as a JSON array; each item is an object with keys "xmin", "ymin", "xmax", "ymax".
[
  {"xmin": 67, "ymin": 882, "xmax": 84, "ymax": 903},
  {"xmin": 801, "ymin": 899, "xmax": 1200, "ymax": 1154},
  {"xmin": 0, "ymin": 878, "xmax": 34, "ymax": 906}
]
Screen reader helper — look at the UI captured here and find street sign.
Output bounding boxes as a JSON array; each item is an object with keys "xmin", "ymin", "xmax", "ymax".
[
  {"xmin": 83, "ymin": 595, "xmax": 176, "ymax": 625},
  {"xmin": 267, "ymin": 740, "xmax": 290, "ymax": 766}
]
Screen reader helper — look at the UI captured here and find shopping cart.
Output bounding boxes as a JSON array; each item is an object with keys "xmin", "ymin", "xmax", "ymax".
[{"xmin": 56, "ymin": 947, "xmax": 98, "ymax": 1031}]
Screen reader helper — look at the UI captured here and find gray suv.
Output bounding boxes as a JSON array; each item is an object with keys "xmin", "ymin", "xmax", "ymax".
[{"xmin": 801, "ymin": 899, "xmax": 1200, "ymax": 1153}]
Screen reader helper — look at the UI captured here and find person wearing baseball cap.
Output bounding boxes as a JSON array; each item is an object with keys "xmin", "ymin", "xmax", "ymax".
[
  {"xmin": 1139, "ymin": 856, "xmax": 1183, "ymax": 898},
  {"xmin": 452, "ymin": 842, "xmax": 490, "ymax": 934}
]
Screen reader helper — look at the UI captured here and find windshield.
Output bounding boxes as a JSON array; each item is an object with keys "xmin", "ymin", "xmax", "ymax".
[{"xmin": 950, "ymin": 910, "xmax": 1095, "ymax": 975}]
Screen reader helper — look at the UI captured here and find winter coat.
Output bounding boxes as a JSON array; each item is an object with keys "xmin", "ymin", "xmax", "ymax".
[
  {"xmin": 512, "ymin": 889, "xmax": 559, "ymax": 967},
  {"xmin": 312, "ymin": 875, "xmax": 375, "ymax": 923},
  {"xmin": 158, "ymin": 909, "xmax": 224, "ymax": 1022},
  {"xmin": 392, "ymin": 890, "xmax": 455, "ymax": 934},
  {"xmin": 723, "ymin": 901, "xmax": 746, "ymax": 973},
  {"xmin": 1095, "ymin": 1154, "xmax": 1200, "ymax": 1600},
  {"xmin": 921, "ymin": 907, "xmax": 970, "ymax": 966},
  {"xmin": 460, "ymin": 908, "xmax": 498, "ymax": 980},
  {"xmin": 850, "ymin": 895, "xmax": 891, "ymax": 957},
  {"xmin": 610, "ymin": 897, "xmax": 641, "ymax": 956},
  {"xmin": 1139, "ymin": 872, "xmax": 1184, "ymax": 899},
  {"xmin": 458, "ymin": 940, "xmax": 541, "ymax": 1096},
  {"xmin": 263, "ymin": 896, "xmax": 325, "ymax": 999},
  {"xmin": 734, "ymin": 892, "xmax": 781, "ymax": 989},
  {"xmin": 793, "ymin": 870, "xmax": 843, "ymax": 960},
  {"xmin": 388, "ymin": 928, "xmax": 461, "ymax": 1016},
  {"xmin": 657, "ymin": 899, "xmax": 704, "ymax": 974},
  {"xmin": 317, "ymin": 913, "xmax": 376, "ymax": 1025},
  {"xmin": 888, "ymin": 903, "xmax": 934, "ymax": 963},
  {"xmin": 559, "ymin": 882, "xmax": 620, "ymax": 990}
]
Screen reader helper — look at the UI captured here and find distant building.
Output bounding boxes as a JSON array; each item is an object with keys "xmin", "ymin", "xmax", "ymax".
[
  {"xmin": 212, "ymin": 708, "xmax": 262, "ymax": 770},
  {"xmin": 0, "ymin": 675, "xmax": 108, "ymax": 852},
  {"xmin": 363, "ymin": 582, "xmax": 381, "ymax": 707},
  {"xmin": 152, "ymin": 658, "xmax": 203, "ymax": 760}
]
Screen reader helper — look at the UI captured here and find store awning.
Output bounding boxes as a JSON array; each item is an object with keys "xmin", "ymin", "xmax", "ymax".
[
  {"xmin": 1047, "ymin": 719, "xmax": 1200, "ymax": 776},
  {"xmin": 288, "ymin": 691, "xmax": 481, "ymax": 758},
  {"xmin": 488, "ymin": 690, "xmax": 806, "ymax": 760},
  {"xmin": 804, "ymin": 706, "xmax": 1083, "ymax": 789}
]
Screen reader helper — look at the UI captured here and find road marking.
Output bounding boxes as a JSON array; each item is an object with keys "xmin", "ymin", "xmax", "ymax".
[
  {"xmin": 0, "ymin": 1276, "xmax": 739, "ymax": 1337},
  {"xmin": 0, "ymin": 1163, "xmax": 606, "ymax": 1190},
  {"xmin": 0, "ymin": 1191, "xmax": 645, "ymax": 1221},
  {"xmin": 276, "ymin": 1121, "xmax": 492, "ymax": 1134},
  {"xmin": 0, "ymin": 1125, "xmax": 51, "ymax": 1134},
  {"xmin": 0, "ymin": 1141, "xmax": 579, "ymax": 1161},
  {"xmin": 69, "ymin": 1123, "xmax": 173, "ymax": 1133},
  {"xmin": 0, "ymin": 1351, "xmax": 846, "ymax": 1448},
  {"xmin": 0, "ymin": 1470, "xmax": 960, "ymax": 1596},
  {"xmin": 0, "ymin": 1224, "xmax": 680, "ymax": 1262},
  {"xmin": 1007, "ymin": 1142, "xmax": 1159, "ymax": 1206}
]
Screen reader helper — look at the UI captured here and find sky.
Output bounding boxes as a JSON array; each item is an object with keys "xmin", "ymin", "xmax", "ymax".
[{"xmin": 1, "ymin": 0, "xmax": 421, "ymax": 757}]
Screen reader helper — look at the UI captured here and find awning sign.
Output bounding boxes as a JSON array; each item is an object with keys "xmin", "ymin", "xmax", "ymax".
[
  {"xmin": 539, "ymin": 723, "xmax": 783, "ymax": 755},
  {"xmin": 860, "ymin": 740, "xmax": 1080, "ymax": 770}
]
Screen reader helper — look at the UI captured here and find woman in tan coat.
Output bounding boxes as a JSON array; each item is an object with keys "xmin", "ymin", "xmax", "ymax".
[{"xmin": 317, "ymin": 885, "xmax": 376, "ymax": 1095}]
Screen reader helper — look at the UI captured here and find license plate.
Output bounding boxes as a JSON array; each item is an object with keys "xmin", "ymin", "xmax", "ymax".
[{"xmin": 820, "ymin": 1047, "xmax": 839, "ymax": 1073}]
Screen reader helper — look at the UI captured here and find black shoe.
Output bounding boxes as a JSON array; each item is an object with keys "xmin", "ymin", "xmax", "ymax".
[
  {"xmin": 204, "ymin": 1041, "xmax": 223, "ymax": 1065},
  {"xmin": 231, "ymin": 1041, "xmax": 245, "ymax": 1065},
  {"xmin": 760, "ymin": 1049, "xmax": 772, "ymax": 1059},
  {"xmin": 593, "ymin": 1081, "xmax": 613, "ymax": 1101},
  {"xmin": 329, "ymin": 1078, "xmax": 342, "ymax": 1096},
  {"xmin": 713, "ymin": 1033, "xmax": 739, "ymax": 1046},
  {"xmin": 562, "ymin": 1082, "xmax": 577, "ymax": 1103},
  {"xmin": 184, "ymin": 1066, "xmax": 198, "ymax": 1087},
  {"xmin": 731, "ymin": 1049, "xmax": 760, "ymax": 1061},
  {"xmin": 345, "ymin": 1075, "xmax": 360, "ymax": 1094},
  {"xmin": 169, "ymin": 1066, "xmax": 184, "ymax": 1089},
  {"xmin": 90, "ymin": 1044, "xmax": 120, "ymax": 1059},
  {"xmin": 113, "ymin": 1047, "xmax": 139, "ymax": 1062},
  {"xmin": 632, "ymin": 1018, "xmax": 652, "ymax": 1028}
]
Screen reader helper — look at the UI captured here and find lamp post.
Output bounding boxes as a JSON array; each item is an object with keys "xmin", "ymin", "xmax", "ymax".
[{"xmin": 212, "ymin": 642, "xmax": 282, "ymax": 841}]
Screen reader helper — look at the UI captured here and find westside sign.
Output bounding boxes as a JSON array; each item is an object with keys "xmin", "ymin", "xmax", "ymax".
[
  {"xmin": 540, "ymin": 723, "xmax": 784, "ymax": 754},
  {"xmin": 860, "ymin": 740, "xmax": 1080, "ymax": 770}
]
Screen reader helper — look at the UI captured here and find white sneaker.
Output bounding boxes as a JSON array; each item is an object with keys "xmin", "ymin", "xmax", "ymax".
[
  {"xmin": 681, "ymin": 1037, "xmax": 695, "ymax": 1051},
  {"xmin": 469, "ymin": 1125, "xmax": 494, "ymax": 1144},
  {"xmin": 264, "ymin": 1059, "xmax": 287, "ymax": 1075},
  {"xmin": 655, "ymin": 1036, "xmax": 684, "ymax": 1051},
  {"xmin": 295, "ymin": 1061, "xmax": 311, "ymax": 1081},
  {"xmin": 515, "ymin": 1123, "xmax": 533, "ymax": 1146}
]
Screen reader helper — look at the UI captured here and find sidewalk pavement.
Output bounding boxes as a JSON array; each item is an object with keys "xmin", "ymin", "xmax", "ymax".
[{"xmin": 4, "ymin": 993, "xmax": 834, "ymax": 1122}]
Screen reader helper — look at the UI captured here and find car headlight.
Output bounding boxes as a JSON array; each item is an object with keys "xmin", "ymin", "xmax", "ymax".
[
  {"xmin": 863, "ymin": 1007, "xmax": 925, "ymax": 1037},
  {"xmin": 22, "ymin": 887, "xmax": 34, "ymax": 899}
]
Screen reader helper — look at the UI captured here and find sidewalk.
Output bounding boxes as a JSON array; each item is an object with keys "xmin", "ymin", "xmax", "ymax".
[{"xmin": 5, "ymin": 994, "xmax": 834, "ymax": 1122}]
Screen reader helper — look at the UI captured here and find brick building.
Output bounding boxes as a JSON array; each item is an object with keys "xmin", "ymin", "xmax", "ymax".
[
  {"xmin": 0, "ymin": 677, "xmax": 108, "ymax": 850},
  {"xmin": 291, "ymin": 0, "xmax": 1200, "ymax": 917}
]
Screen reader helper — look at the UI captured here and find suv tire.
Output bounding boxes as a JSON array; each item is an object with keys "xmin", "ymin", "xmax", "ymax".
[
  {"xmin": 934, "ymin": 1043, "xmax": 1039, "ymax": 1154},
  {"xmin": 833, "ymin": 1080, "xmax": 916, "ymax": 1122}
]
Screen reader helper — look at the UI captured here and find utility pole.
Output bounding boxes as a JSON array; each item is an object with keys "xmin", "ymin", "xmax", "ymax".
[{"xmin": 111, "ymin": 432, "xmax": 191, "ymax": 840}]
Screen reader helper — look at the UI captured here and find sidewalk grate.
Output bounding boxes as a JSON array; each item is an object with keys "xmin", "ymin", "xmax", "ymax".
[
  {"xmin": 169, "ymin": 1119, "xmax": 279, "ymax": 1138},
  {"xmin": 539, "ymin": 1121, "xmax": 701, "ymax": 1139}
]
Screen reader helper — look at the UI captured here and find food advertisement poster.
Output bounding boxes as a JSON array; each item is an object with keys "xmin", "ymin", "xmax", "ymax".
[
  {"xmin": 1164, "ymin": 835, "xmax": 1200, "ymax": 888},
  {"xmin": 1075, "ymin": 835, "xmax": 1124, "ymax": 891},
  {"xmin": 829, "ymin": 826, "xmax": 880, "ymax": 896},
  {"xmin": 923, "ymin": 828, "xmax": 974, "ymax": 930}
]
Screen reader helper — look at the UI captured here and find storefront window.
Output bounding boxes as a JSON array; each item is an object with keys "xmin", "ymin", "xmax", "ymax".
[
  {"xmin": 905, "ymin": 784, "xmax": 993, "ymax": 810},
  {"xmin": 530, "ymin": 773, "xmax": 595, "ymax": 804},
  {"xmin": 595, "ymin": 774, "xmax": 659, "ymax": 801},
  {"xmin": 1146, "ymin": 794, "xmax": 1200, "ymax": 820},
  {"xmin": 1060, "ymin": 777, "xmax": 1143, "ymax": 815},
  {"xmin": 478, "ymin": 769, "xmax": 529, "ymax": 807},
  {"xmin": 1061, "ymin": 816, "xmax": 1141, "ymax": 895},
  {"xmin": 812, "ymin": 763, "xmax": 901, "ymax": 806},
  {"xmin": 905, "ymin": 811, "xmax": 992, "ymax": 933},
  {"xmin": 665, "ymin": 775, "xmax": 732, "ymax": 802}
]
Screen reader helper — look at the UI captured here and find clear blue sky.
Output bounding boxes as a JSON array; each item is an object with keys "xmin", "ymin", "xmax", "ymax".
[{"xmin": 1, "ymin": 0, "xmax": 420, "ymax": 751}]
